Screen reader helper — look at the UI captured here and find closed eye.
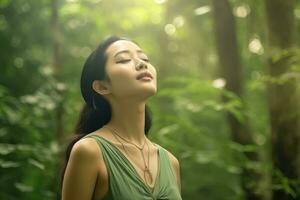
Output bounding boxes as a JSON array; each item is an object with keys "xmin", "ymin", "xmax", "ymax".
[
  {"xmin": 142, "ymin": 58, "xmax": 150, "ymax": 62},
  {"xmin": 116, "ymin": 59, "xmax": 131, "ymax": 64}
]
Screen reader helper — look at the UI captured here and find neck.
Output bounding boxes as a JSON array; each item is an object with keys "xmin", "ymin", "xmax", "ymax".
[{"xmin": 106, "ymin": 99, "xmax": 146, "ymax": 145}]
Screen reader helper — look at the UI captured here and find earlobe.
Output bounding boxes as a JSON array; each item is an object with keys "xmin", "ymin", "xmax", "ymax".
[{"xmin": 92, "ymin": 80, "xmax": 110, "ymax": 95}]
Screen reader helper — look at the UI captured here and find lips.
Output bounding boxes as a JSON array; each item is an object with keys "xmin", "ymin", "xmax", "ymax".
[{"xmin": 136, "ymin": 72, "xmax": 153, "ymax": 80}]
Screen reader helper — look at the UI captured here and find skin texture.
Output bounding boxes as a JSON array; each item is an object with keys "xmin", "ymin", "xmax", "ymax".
[{"xmin": 62, "ymin": 40, "xmax": 181, "ymax": 200}]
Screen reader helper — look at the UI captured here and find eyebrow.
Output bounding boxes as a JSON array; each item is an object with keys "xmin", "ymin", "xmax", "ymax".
[{"xmin": 113, "ymin": 50, "xmax": 144, "ymax": 58}]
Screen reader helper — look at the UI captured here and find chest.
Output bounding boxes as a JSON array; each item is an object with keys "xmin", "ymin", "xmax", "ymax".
[{"xmin": 92, "ymin": 145, "xmax": 159, "ymax": 200}]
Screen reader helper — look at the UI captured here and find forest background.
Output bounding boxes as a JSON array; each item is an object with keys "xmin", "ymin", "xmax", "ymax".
[{"xmin": 0, "ymin": 0, "xmax": 300, "ymax": 200}]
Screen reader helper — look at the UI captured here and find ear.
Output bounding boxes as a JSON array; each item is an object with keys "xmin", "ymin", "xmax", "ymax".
[{"xmin": 92, "ymin": 80, "xmax": 111, "ymax": 95}]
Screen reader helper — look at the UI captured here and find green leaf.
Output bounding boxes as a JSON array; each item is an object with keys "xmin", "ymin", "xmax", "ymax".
[
  {"xmin": 0, "ymin": 159, "xmax": 20, "ymax": 168},
  {"xmin": 28, "ymin": 158, "xmax": 45, "ymax": 170},
  {"xmin": 0, "ymin": 143, "xmax": 16, "ymax": 155},
  {"xmin": 15, "ymin": 182, "xmax": 34, "ymax": 192}
]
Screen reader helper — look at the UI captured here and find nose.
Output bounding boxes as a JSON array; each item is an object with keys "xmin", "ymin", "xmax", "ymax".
[{"xmin": 135, "ymin": 59, "xmax": 148, "ymax": 70}]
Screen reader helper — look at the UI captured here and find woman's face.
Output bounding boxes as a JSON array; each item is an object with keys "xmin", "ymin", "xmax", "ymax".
[{"xmin": 101, "ymin": 40, "xmax": 157, "ymax": 101}]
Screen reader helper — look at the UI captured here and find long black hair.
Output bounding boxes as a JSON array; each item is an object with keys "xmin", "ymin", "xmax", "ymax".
[{"xmin": 59, "ymin": 36, "xmax": 153, "ymax": 189}]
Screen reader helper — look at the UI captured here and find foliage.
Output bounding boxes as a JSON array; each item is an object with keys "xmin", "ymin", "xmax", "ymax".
[{"xmin": 0, "ymin": 0, "xmax": 299, "ymax": 199}]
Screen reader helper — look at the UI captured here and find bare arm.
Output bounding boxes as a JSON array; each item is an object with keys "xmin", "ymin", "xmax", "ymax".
[
  {"xmin": 62, "ymin": 138, "xmax": 100, "ymax": 200},
  {"xmin": 167, "ymin": 151, "xmax": 181, "ymax": 193}
]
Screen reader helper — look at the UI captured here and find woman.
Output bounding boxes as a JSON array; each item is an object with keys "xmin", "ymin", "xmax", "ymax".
[{"xmin": 61, "ymin": 36, "xmax": 182, "ymax": 200}]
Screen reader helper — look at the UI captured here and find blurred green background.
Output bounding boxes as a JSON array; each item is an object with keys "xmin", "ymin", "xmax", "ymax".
[{"xmin": 0, "ymin": 0, "xmax": 300, "ymax": 199}]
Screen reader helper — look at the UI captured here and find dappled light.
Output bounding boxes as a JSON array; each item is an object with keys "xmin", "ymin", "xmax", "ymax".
[{"xmin": 1, "ymin": 0, "xmax": 300, "ymax": 199}]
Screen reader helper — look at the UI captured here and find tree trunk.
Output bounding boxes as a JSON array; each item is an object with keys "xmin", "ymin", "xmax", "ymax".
[
  {"xmin": 51, "ymin": 0, "xmax": 65, "ymax": 198},
  {"xmin": 51, "ymin": 0, "xmax": 60, "ymax": 154},
  {"xmin": 51, "ymin": 0, "xmax": 64, "ymax": 140},
  {"xmin": 264, "ymin": 0, "xmax": 300, "ymax": 199},
  {"xmin": 211, "ymin": 0, "xmax": 263, "ymax": 199}
]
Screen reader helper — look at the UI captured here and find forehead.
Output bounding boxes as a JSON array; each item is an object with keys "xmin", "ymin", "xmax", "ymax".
[{"xmin": 106, "ymin": 40, "xmax": 142, "ymax": 57}]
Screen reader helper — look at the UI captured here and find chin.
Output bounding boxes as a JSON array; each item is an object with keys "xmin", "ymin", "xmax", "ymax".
[{"xmin": 140, "ymin": 87, "xmax": 157, "ymax": 99}]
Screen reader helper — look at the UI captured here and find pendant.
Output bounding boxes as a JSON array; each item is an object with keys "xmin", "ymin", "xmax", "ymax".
[{"xmin": 144, "ymin": 168, "xmax": 153, "ymax": 185}]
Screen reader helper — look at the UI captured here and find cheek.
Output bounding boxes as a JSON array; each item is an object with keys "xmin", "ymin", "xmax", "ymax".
[
  {"xmin": 108, "ymin": 66, "xmax": 134, "ymax": 84},
  {"xmin": 149, "ymin": 65, "xmax": 157, "ymax": 79}
]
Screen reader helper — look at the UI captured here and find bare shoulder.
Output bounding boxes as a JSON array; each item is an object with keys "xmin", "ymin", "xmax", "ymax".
[
  {"xmin": 165, "ymin": 149, "xmax": 180, "ymax": 169},
  {"xmin": 71, "ymin": 137, "xmax": 101, "ymax": 162},
  {"xmin": 62, "ymin": 137, "xmax": 102, "ymax": 200},
  {"xmin": 164, "ymin": 148, "xmax": 181, "ymax": 192}
]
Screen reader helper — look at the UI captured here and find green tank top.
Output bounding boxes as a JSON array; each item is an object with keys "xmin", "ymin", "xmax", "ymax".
[{"xmin": 83, "ymin": 134, "xmax": 182, "ymax": 200}]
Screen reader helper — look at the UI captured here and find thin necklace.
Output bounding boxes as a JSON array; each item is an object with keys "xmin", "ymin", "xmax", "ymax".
[{"xmin": 103, "ymin": 125, "xmax": 153, "ymax": 188}]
